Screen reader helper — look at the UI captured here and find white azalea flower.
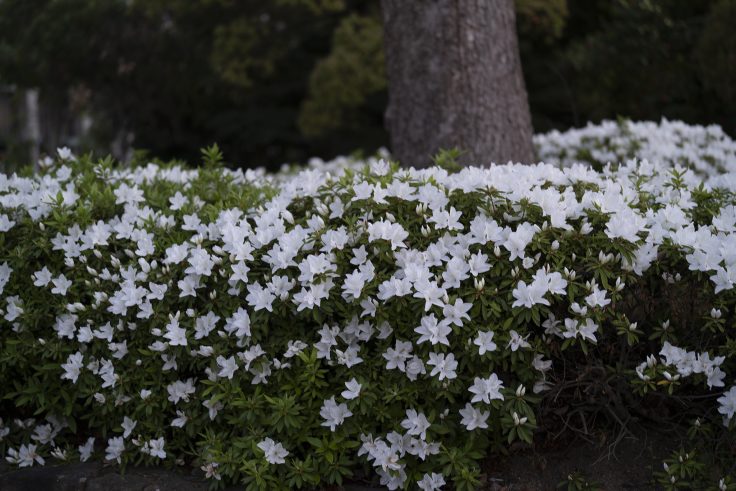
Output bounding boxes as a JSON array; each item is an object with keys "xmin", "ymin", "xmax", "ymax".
[
  {"xmin": 341, "ymin": 378, "xmax": 362, "ymax": 400},
  {"xmin": 320, "ymin": 396, "xmax": 353, "ymax": 431},
  {"xmin": 458, "ymin": 403, "xmax": 489, "ymax": 431},
  {"xmin": 121, "ymin": 417, "xmax": 137, "ymax": 439},
  {"xmin": 418, "ymin": 473, "xmax": 446, "ymax": 491},
  {"xmin": 427, "ymin": 352, "xmax": 458, "ymax": 381},
  {"xmin": 473, "ymin": 331, "xmax": 497, "ymax": 355},
  {"xmin": 468, "ymin": 374, "xmax": 505, "ymax": 404},
  {"xmin": 257, "ymin": 437, "xmax": 289, "ymax": 465},
  {"xmin": 105, "ymin": 437, "xmax": 125, "ymax": 464}
]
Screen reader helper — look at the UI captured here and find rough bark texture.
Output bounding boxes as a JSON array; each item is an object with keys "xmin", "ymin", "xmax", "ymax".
[{"xmin": 380, "ymin": 0, "xmax": 535, "ymax": 167}]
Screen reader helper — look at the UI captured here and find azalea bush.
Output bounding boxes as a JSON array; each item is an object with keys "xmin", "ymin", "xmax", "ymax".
[
  {"xmin": 535, "ymin": 118, "xmax": 736, "ymax": 176},
  {"xmin": 1, "ymin": 122, "xmax": 736, "ymax": 490}
]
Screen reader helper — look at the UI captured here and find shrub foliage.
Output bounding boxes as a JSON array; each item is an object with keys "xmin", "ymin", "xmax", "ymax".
[{"xmin": 1, "ymin": 123, "xmax": 736, "ymax": 490}]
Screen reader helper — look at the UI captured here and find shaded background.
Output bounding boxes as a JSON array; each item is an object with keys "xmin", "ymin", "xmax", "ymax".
[{"xmin": 0, "ymin": 0, "xmax": 734, "ymax": 170}]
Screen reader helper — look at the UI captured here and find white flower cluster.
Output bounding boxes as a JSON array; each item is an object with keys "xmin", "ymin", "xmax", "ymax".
[
  {"xmin": 535, "ymin": 118, "xmax": 736, "ymax": 176},
  {"xmin": 635, "ymin": 340, "xmax": 727, "ymax": 390},
  {"xmin": 659, "ymin": 341, "xmax": 726, "ymax": 389},
  {"xmin": 359, "ymin": 409, "xmax": 442, "ymax": 490},
  {"xmin": 0, "ymin": 131, "xmax": 735, "ymax": 487}
]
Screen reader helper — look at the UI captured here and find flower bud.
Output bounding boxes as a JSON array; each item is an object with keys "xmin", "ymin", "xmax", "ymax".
[
  {"xmin": 282, "ymin": 210, "xmax": 294, "ymax": 224},
  {"xmin": 615, "ymin": 277, "xmax": 625, "ymax": 291}
]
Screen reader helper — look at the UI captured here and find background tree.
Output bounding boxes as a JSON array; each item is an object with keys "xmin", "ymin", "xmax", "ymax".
[
  {"xmin": 380, "ymin": 0, "xmax": 534, "ymax": 167},
  {"xmin": 0, "ymin": 0, "xmax": 733, "ymax": 169},
  {"xmin": 0, "ymin": 0, "xmax": 371, "ymax": 168}
]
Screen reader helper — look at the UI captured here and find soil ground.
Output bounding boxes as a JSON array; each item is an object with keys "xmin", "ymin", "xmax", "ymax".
[{"xmin": 480, "ymin": 425, "xmax": 677, "ymax": 490}]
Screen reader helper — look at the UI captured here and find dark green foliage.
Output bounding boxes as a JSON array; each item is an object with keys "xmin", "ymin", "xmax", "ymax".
[{"xmin": 0, "ymin": 0, "xmax": 733, "ymax": 169}]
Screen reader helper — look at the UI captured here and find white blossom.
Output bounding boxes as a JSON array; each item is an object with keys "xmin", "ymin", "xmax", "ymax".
[{"xmin": 257, "ymin": 438, "xmax": 289, "ymax": 465}]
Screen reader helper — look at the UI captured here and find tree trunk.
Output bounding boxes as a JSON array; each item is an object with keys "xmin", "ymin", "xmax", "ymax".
[{"xmin": 380, "ymin": 0, "xmax": 534, "ymax": 167}]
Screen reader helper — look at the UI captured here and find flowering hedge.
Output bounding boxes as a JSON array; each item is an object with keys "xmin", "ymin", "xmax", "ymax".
[
  {"xmin": 535, "ymin": 118, "xmax": 736, "ymax": 176},
  {"xmin": 1, "ymin": 123, "xmax": 736, "ymax": 490}
]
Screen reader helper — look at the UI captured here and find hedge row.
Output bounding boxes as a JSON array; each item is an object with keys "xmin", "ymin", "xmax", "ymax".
[{"xmin": 0, "ymin": 124, "xmax": 735, "ymax": 489}]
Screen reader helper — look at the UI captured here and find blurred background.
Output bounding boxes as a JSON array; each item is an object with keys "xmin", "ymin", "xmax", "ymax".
[{"xmin": 0, "ymin": 0, "xmax": 734, "ymax": 171}]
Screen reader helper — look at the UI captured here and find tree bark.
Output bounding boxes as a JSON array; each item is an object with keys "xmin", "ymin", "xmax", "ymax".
[{"xmin": 380, "ymin": 0, "xmax": 534, "ymax": 167}]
